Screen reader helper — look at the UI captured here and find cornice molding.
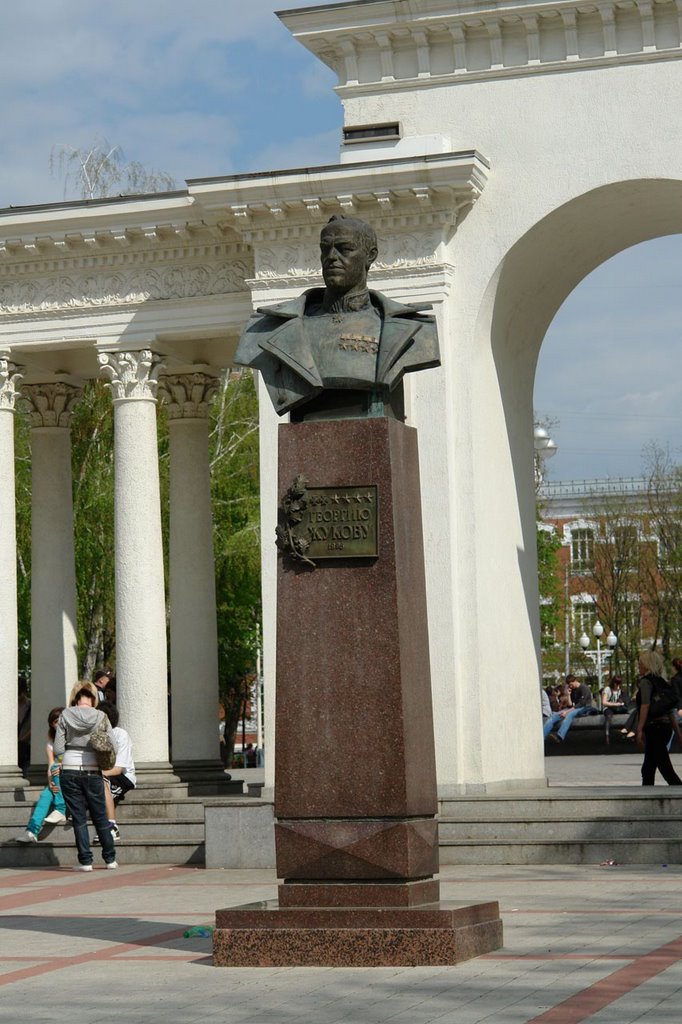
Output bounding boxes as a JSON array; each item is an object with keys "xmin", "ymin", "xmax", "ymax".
[
  {"xmin": 0, "ymin": 237, "xmax": 251, "ymax": 274},
  {"xmin": 280, "ymin": 0, "xmax": 682, "ymax": 92},
  {"xmin": 188, "ymin": 151, "xmax": 488, "ymax": 234}
]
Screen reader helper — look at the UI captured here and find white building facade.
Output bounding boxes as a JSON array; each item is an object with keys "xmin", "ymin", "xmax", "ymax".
[{"xmin": 2, "ymin": 0, "xmax": 682, "ymax": 794}]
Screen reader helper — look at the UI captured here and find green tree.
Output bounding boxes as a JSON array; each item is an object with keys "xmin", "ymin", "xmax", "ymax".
[
  {"xmin": 210, "ymin": 371, "xmax": 261, "ymax": 763},
  {"xmin": 70, "ymin": 381, "xmax": 116, "ymax": 676},
  {"xmin": 537, "ymin": 521, "xmax": 562, "ymax": 650},
  {"xmin": 14, "ymin": 412, "xmax": 32, "ymax": 677},
  {"xmin": 640, "ymin": 444, "xmax": 682, "ymax": 659}
]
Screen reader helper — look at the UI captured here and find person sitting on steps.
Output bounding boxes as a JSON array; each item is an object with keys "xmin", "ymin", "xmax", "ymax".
[
  {"xmin": 16, "ymin": 707, "xmax": 67, "ymax": 843},
  {"xmin": 95, "ymin": 701, "xmax": 136, "ymax": 844}
]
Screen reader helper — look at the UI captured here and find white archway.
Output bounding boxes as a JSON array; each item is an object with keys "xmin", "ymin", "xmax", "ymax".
[{"xmin": 464, "ymin": 179, "xmax": 682, "ymax": 790}]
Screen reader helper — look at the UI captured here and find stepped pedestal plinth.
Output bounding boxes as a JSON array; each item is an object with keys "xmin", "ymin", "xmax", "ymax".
[{"xmin": 214, "ymin": 419, "xmax": 502, "ymax": 966}]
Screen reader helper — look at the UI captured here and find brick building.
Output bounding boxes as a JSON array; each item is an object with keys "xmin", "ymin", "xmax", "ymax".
[{"xmin": 537, "ymin": 476, "xmax": 682, "ymax": 692}]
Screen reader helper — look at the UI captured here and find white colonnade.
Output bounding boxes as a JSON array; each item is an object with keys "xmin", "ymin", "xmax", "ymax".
[
  {"xmin": 22, "ymin": 381, "xmax": 81, "ymax": 766},
  {"xmin": 0, "ymin": 349, "xmax": 226, "ymax": 785},
  {"xmin": 97, "ymin": 350, "xmax": 172, "ymax": 778},
  {"xmin": 0, "ymin": 355, "xmax": 23, "ymax": 784},
  {"xmin": 0, "ymin": 346, "xmax": 226, "ymax": 785},
  {"xmin": 162, "ymin": 371, "xmax": 222, "ymax": 773}
]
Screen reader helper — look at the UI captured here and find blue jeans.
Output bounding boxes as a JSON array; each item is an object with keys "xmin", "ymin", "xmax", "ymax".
[
  {"xmin": 60, "ymin": 770, "xmax": 116, "ymax": 865},
  {"xmin": 544, "ymin": 707, "xmax": 592, "ymax": 741},
  {"xmin": 556, "ymin": 706, "xmax": 592, "ymax": 741},
  {"xmin": 27, "ymin": 778, "xmax": 66, "ymax": 837},
  {"xmin": 543, "ymin": 712, "xmax": 564, "ymax": 739}
]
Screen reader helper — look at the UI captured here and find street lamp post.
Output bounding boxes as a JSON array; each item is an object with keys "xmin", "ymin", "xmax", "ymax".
[{"xmin": 579, "ymin": 620, "xmax": 618, "ymax": 693}]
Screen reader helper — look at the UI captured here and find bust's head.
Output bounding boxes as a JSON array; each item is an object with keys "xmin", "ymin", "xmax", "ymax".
[{"xmin": 319, "ymin": 216, "xmax": 378, "ymax": 297}]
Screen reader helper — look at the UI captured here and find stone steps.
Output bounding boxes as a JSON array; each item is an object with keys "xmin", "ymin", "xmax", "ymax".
[
  {"xmin": 0, "ymin": 795, "xmax": 208, "ymax": 824},
  {"xmin": 439, "ymin": 838, "xmax": 682, "ymax": 865},
  {"xmin": 0, "ymin": 779, "xmax": 244, "ymax": 868},
  {"xmin": 438, "ymin": 788, "xmax": 682, "ymax": 864},
  {"xmin": 6, "ymin": 784, "xmax": 681, "ymax": 869},
  {"xmin": 0, "ymin": 835, "xmax": 204, "ymax": 868},
  {"xmin": 440, "ymin": 816, "xmax": 682, "ymax": 841},
  {"xmin": 439, "ymin": 789, "xmax": 682, "ymax": 819}
]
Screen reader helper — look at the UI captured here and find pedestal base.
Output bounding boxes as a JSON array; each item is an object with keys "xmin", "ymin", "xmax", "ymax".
[
  {"xmin": 213, "ymin": 900, "xmax": 503, "ymax": 967},
  {"xmin": 0, "ymin": 767, "xmax": 28, "ymax": 794},
  {"xmin": 171, "ymin": 759, "xmax": 242, "ymax": 795}
]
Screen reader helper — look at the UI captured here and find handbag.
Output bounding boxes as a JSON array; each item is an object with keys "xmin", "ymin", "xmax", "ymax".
[{"xmin": 89, "ymin": 714, "xmax": 117, "ymax": 770}]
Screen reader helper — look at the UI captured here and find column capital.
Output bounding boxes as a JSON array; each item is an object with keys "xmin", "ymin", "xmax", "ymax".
[
  {"xmin": 0, "ymin": 355, "xmax": 24, "ymax": 411},
  {"xmin": 21, "ymin": 381, "xmax": 82, "ymax": 428},
  {"xmin": 159, "ymin": 371, "xmax": 220, "ymax": 420},
  {"xmin": 98, "ymin": 349, "xmax": 165, "ymax": 401}
]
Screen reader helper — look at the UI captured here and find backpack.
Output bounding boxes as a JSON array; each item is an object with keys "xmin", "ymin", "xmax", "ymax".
[
  {"xmin": 89, "ymin": 714, "xmax": 117, "ymax": 770},
  {"xmin": 646, "ymin": 674, "xmax": 679, "ymax": 720}
]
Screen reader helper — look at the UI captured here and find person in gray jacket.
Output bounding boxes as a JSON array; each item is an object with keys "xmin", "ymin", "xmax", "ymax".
[{"xmin": 53, "ymin": 681, "xmax": 118, "ymax": 871}]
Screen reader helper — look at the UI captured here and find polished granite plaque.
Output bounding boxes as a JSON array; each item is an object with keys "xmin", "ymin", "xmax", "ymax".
[{"xmin": 277, "ymin": 478, "xmax": 378, "ymax": 562}]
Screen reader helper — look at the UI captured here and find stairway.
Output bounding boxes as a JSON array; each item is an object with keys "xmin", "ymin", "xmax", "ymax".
[
  {"xmin": 439, "ymin": 788, "xmax": 682, "ymax": 865},
  {"xmin": 0, "ymin": 778, "xmax": 243, "ymax": 868},
  {"xmin": 6, "ymin": 784, "xmax": 682, "ymax": 869}
]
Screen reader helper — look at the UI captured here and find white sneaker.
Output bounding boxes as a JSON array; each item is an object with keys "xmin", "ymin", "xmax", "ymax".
[
  {"xmin": 17, "ymin": 830, "xmax": 38, "ymax": 843},
  {"xmin": 73, "ymin": 864, "xmax": 93, "ymax": 872},
  {"xmin": 44, "ymin": 810, "xmax": 67, "ymax": 825},
  {"xmin": 106, "ymin": 861, "xmax": 118, "ymax": 870}
]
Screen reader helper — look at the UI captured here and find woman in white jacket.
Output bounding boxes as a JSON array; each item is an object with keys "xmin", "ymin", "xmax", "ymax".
[{"xmin": 53, "ymin": 681, "xmax": 118, "ymax": 871}]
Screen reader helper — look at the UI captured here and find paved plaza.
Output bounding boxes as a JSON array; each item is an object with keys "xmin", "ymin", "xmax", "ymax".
[{"xmin": 2, "ymin": 756, "xmax": 682, "ymax": 1024}]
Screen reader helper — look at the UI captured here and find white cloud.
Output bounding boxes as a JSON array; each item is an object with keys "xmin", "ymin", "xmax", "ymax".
[
  {"xmin": 535, "ymin": 236, "xmax": 682, "ymax": 480},
  {"xmin": 251, "ymin": 128, "xmax": 341, "ymax": 174},
  {"xmin": 0, "ymin": 0, "xmax": 338, "ymax": 206}
]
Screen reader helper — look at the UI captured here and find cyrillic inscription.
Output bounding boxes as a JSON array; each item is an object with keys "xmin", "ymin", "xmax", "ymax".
[
  {"xmin": 276, "ymin": 476, "xmax": 378, "ymax": 564},
  {"xmin": 304, "ymin": 486, "xmax": 378, "ymax": 558}
]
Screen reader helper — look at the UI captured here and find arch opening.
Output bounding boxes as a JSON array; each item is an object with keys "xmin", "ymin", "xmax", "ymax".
[{"xmin": 465, "ymin": 178, "xmax": 682, "ymax": 780}]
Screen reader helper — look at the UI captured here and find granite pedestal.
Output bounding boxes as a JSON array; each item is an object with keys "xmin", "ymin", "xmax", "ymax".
[{"xmin": 214, "ymin": 418, "xmax": 502, "ymax": 966}]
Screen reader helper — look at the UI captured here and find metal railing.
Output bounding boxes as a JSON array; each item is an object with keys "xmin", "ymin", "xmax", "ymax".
[{"xmin": 540, "ymin": 477, "xmax": 650, "ymax": 499}]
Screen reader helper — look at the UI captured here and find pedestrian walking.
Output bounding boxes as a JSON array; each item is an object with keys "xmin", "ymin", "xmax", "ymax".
[{"xmin": 635, "ymin": 651, "xmax": 682, "ymax": 786}]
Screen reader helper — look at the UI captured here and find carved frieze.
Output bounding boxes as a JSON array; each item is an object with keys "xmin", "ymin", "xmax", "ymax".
[
  {"xmin": 21, "ymin": 382, "xmax": 82, "ymax": 427},
  {"xmin": 0, "ymin": 356, "xmax": 24, "ymax": 410},
  {"xmin": 98, "ymin": 350, "xmax": 164, "ymax": 402},
  {"xmin": 255, "ymin": 243, "xmax": 320, "ymax": 281},
  {"xmin": 159, "ymin": 372, "xmax": 221, "ymax": 419},
  {"xmin": 0, "ymin": 257, "xmax": 252, "ymax": 316},
  {"xmin": 253, "ymin": 227, "xmax": 447, "ymax": 288}
]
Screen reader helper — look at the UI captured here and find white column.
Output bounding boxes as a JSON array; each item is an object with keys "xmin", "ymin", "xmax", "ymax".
[
  {"xmin": 0, "ymin": 354, "xmax": 24, "ymax": 785},
  {"xmin": 22, "ymin": 382, "xmax": 81, "ymax": 768},
  {"xmin": 160, "ymin": 372, "xmax": 221, "ymax": 771},
  {"xmin": 98, "ymin": 350, "xmax": 172, "ymax": 778}
]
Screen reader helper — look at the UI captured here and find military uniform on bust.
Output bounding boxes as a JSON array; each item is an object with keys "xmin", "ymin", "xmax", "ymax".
[{"xmin": 234, "ymin": 215, "xmax": 440, "ymax": 419}]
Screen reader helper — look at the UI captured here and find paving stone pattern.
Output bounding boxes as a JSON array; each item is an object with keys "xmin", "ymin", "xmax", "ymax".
[{"xmin": 1, "ymin": 858, "xmax": 682, "ymax": 1023}]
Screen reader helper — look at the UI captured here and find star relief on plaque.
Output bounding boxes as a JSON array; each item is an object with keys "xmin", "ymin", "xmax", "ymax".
[{"xmin": 277, "ymin": 475, "xmax": 379, "ymax": 565}]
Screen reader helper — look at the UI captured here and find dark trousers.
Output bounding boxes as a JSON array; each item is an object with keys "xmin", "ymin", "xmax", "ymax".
[
  {"xmin": 60, "ymin": 770, "xmax": 117, "ymax": 865},
  {"xmin": 641, "ymin": 722, "xmax": 682, "ymax": 786}
]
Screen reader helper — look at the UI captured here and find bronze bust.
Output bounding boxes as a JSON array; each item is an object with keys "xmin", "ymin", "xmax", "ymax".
[{"xmin": 234, "ymin": 215, "xmax": 440, "ymax": 420}]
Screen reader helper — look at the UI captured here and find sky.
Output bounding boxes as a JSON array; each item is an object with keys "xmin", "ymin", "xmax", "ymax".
[
  {"xmin": 0, "ymin": 0, "xmax": 679, "ymax": 483},
  {"xmin": 535, "ymin": 236, "xmax": 682, "ymax": 483}
]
